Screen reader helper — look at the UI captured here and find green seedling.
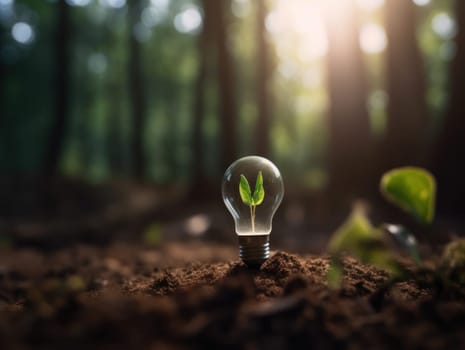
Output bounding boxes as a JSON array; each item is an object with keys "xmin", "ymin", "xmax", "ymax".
[
  {"xmin": 441, "ymin": 239, "xmax": 465, "ymax": 285},
  {"xmin": 239, "ymin": 171, "xmax": 265, "ymax": 233},
  {"xmin": 143, "ymin": 223, "xmax": 163, "ymax": 245},
  {"xmin": 327, "ymin": 167, "xmax": 436, "ymax": 289},
  {"xmin": 327, "ymin": 207, "xmax": 402, "ymax": 288},
  {"xmin": 380, "ymin": 167, "xmax": 436, "ymax": 224}
]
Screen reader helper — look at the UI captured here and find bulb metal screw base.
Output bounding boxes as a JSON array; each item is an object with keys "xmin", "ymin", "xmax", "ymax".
[{"xmin": 238, "ymin": 235, "xmax": 270, "ymax": 267}]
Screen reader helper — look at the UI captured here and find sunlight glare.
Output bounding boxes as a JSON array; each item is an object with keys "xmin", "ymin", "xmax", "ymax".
[
  {"xmin": 357, "ymin": 0, "xmax": 384, "ymax": 12},
  {"xmin": 302, "ymin": 70, "xmax": 323, "ymax": 88},
  {"xmin": 267, "ymin": 0, "xmax": 328, "ymax": 62},
  {"xmin": 277, "ymin": 62, "xmax": 297, "ymax": 79},
  {"xmin": 359, "ymin": 23, "xmax": 387, "ymax": 54}
]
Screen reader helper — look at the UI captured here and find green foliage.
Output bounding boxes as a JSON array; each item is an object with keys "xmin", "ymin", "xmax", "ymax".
[
  {"xmin": 143, "ymin": 223, "xmax": 163, "ymax": 245},
  {"xmin": 0, "ymin": 233, "xmax": 12, "ymax": 249},
  {"xmin": 327, "ymin": 208, "xmax": 379, "ymax": 256},
  {"xmin": 239, "ymin": 171, "xmax": 265, "ymax": 232},
  {"xmin": 327, "ymin": 208, "xmax": 401, "ymax": 288},
  {"xmin": 380, "ymin": 167, "xmax": 436, "ymax": 224},
  {"xmin": 253, "ymin": 171, "xmax": 264, "ymax": 205},
  {"xmin": 66, "ymin": 275, "xmax": 86, "ymax": 292},
  {"xmin": 441, "ymin": 239, "xmax": 465, "ymax": 285},
  {"xmin": 326, "ymin": 167, "xmax": 438, "ymax": 288},
  {"xmin": 327, "ymin": 258, "xmax": 343, "ymax": 290},
  {"xmin": 239, "ymin": 171, "xmax": 264, "ymax": 206},
  {"xmin": 239, "ymin": 174, "xmax": 253, "ymax": 205}
]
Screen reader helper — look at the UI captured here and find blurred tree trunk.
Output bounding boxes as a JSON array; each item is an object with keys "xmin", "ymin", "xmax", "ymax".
[
  {"xmin": 105, "ymin": 25, "xmax": 126, "ymax": 176},
  {"xmin": 191, "ymin": 0, "xmax": 214, "ymax": 189},
  {"xmin": 211, "ymin": 0, "xmax": 237, "ymax": 172},
  {"xmin": 127, "ymin": 0, "xmax": 147, "ymax": 180},
  {"xmin": 107, "ymin": 84, "xmax": 126, "ymax": 175},
  {"xmin": 383, "ymin": 0, "xmax": 428, "ymax": 171},
  {"xmin": 325, "ymin": 0, "xmax": 373, "ymax": 201},
  {"xmin": 434, "ymin": 0, "xmax": 465, "ymax": 215},
  {"xmin": 44, "ymin": 0, "xmax": 70, "ymax": 176},
  {"xmin": 255, "ymin": 0, "xmax": 272, "ymax": 157}
]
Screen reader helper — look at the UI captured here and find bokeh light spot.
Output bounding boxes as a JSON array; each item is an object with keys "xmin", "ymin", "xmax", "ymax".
[
  {"xmin": 11, "ymin": 22, "xmax": 34, "ymax": 45},
  {"xmin": 150, "ymin": 0, "xmax": 169, "ymax": 9},
  {"xmin": 412, "ymin": 0, "xmax": 430, "ymax": 6},
  {"xmin": 65, "ymin": 0, "xmax": 91, "ymax": 7},
  {"xmin": 174, "ymin": 7, "xmax": 202, "ymax": 34},
  {"xmin": 432, "ymin": 13, "xmax": 456, "ymax": 40},
  {"xmin": 359, "ymin": 23, "xmax": 387, "ymax": 54},
  {"xmin": 184, "ymin": 214, "xmax": 211, "ymax": 236},
  {"xmin": 368, "ymin": 89, "xmax": 388, "ymax": 110},
  {"xmin": 99, "ymin": 0, "xmax": 126, "ymax": 9}
]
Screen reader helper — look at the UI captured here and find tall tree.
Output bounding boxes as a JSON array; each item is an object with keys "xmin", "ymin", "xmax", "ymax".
[
  {"xmin": 127, "ymin": 0, "xmax": 147, "ymax": 179},
  {"xmin": 255, "ymin": 0, "xmax": 272, "ymax": 157},
  {"xmin": 383, "ymin": 0, "xmax": 428, "ymax": 170},
  {"xmin": 210, "ymin": 0, "xmax": 238, "ymax": 172},
  {"xmin": 104, "ymin": 23, "xmax": 127, "ymax": 176},
  {"xmin": 434, "ymin": 0, "xmax": 465, "ymax": 215},
  {"xmin": 44, "ymin": 0, "xmax": 70, "ymax": 176},
  {"xmin": 325, "ymin": 0, "xmax": 373, "ymax": 199},
  {"xmin": 191, "ymin": 0, "xmax": 214, "ymax": 188},
  {"xmin": 107, "ymin": 74, "xmax": 127, "ymax": 175}
]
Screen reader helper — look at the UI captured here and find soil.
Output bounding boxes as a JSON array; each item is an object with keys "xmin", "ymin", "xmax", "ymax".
[
  {"xmin": 1, "ymin": 241, "xmax": 465, "ymax": 349},
  {"xmin": 1, "ymin": 181, "xmax": 465, "ymax": 349}
]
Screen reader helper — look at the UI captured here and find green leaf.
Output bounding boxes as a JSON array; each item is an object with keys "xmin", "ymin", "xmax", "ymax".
[
  {"xmin": 252, "ymin": 171, "xmax": 265, "ymax": 205},
  {"xmin": 441, "ymin": 239, "xmax": 465, "ymax": 284},
  {"xmin": 380, "ymin": 167, "xmax": 436, "ymax": 224},
  {"xmin": 327, "ymin": 258, "xmax": 343, "ymax": 289},
  {"xmin": 239, "ymin": 174, "xmax": 253, "ymax": 205},
  {"xmin": 143, "ymin": 223, "xmax": 163, "ymax": 245},
  {"xmin": 328, "ymin": 208, "xmax": 380, "ymax": 256},
  {"xmin": 327, "ymin": 208, "xmax": 401, "ymax": 275}
]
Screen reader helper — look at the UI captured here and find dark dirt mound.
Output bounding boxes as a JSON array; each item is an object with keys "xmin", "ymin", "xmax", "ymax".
[{"xmin": 1, "ymin": 243, "xmax": 464, "ymax": 349}]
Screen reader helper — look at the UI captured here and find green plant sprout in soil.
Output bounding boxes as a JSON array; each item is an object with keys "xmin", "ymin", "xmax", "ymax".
[
  {"xmin": 327, "ymin": 166, "xmax": 465, "ymax": 293},
  {"xmin": 327, "ymin": 167, "xmax": 434, "ymax": 287},
  {"xmin": 239, "ymin": 171, "xmax": 265, "ymax": 233}
]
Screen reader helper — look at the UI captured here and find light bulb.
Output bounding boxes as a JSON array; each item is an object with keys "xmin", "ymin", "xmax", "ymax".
[{"xmin": 222, "ymin": 156, "xmax": 284, "ymax": 267}]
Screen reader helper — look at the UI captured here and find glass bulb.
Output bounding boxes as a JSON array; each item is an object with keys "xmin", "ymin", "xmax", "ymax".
[{"xmin": 222, "ymin": 156, "xmax": 284, "ymax": 266}]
